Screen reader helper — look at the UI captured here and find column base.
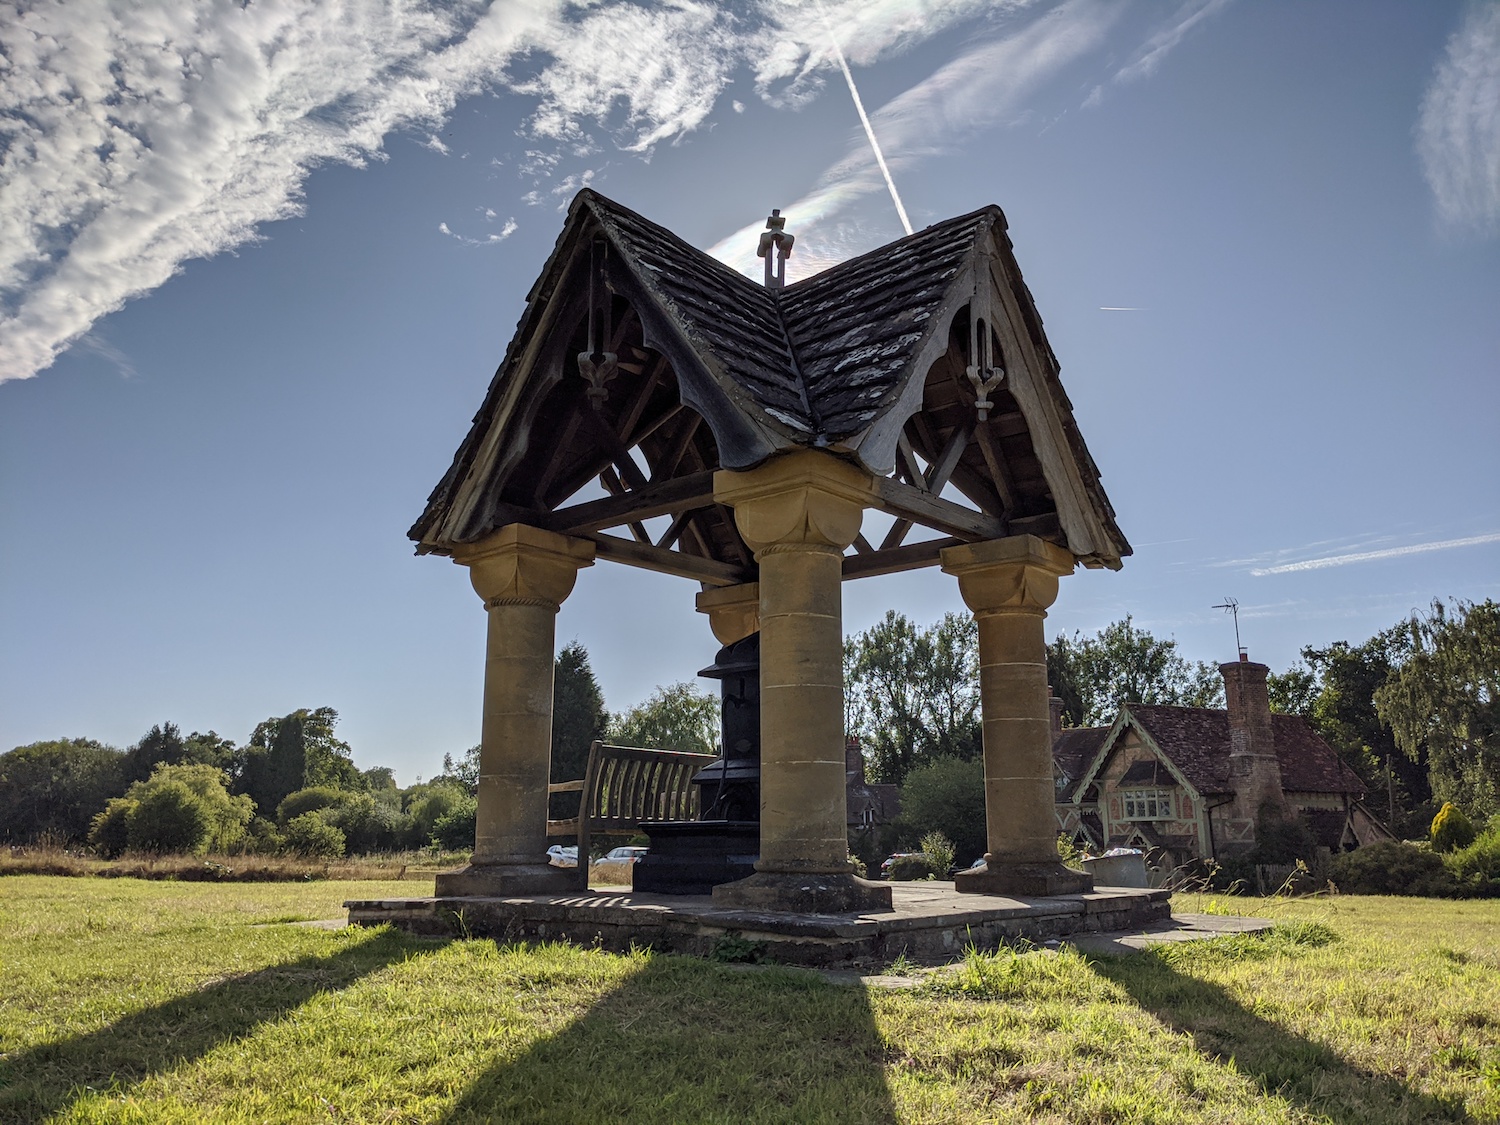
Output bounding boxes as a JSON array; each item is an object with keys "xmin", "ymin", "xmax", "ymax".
[
  {"xmin": 711, "ymin": 871, "xmax": 893, "ymax": 913},
  {"xmin": 434, "ymin": 862, "xmax": 575, "ymax": 897},
  {"xmin": 954, "ymin": 861, "xmax": 1094, "ymax": 898}
]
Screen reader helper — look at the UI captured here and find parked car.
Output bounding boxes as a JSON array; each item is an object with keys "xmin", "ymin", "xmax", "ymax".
[
  {"xmin": 593, "ymin": 845, "xmax": 649, "ymax": 873},
  {"xmin": 547, "ymin": 845, "xmax": 578, "ymax": 868}
]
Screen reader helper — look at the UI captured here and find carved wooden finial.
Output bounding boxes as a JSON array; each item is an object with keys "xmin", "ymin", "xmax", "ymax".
[{"xmin": 757, "ymin": 208, "xmax": 795, "ymax": 289}]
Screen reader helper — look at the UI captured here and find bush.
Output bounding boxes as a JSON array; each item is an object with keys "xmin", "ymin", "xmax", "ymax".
[
  {"xmin": 126, "ymin": 780, "xmax": 211, "ymax": 854},
  {"xmin": 920, "ymin": 831, "xmax": 955, "ymax": 876},
  {"xmin": 282, "ymin": 812, "xmax": 345, "ymax": 858},
  {"xmin": 1251, "ymin": 814, "xmax": 1319, "ymax": 866},
  {"xmin": 886, "ymin": 853, "xmax": 941, "ymax": 881},
  {"xmin": 405, "ymin": 784, "xmax": 468, "ymax": 846},
  {"xmin": 1329, "ymin": 841, "xmax": 1458, "ymax": 897},
  {"xmin": 1444, "ymin": 821, "xmax": 1500, "ymax": 896},
  {"xmin": 430, "ymin": 796, "xmax": 477, "ymax": 852},
  {"xmin": 276, "ymin": 786, "xmax": 345, "ymax": 823},
  {"xmin": 898, "ymin": 757, "xmax": 986, "ymax": 865},
  {"xmin": 89, "ymin": 798, "xmax": 134, "ymax": 858},
  {"xmin": 1431, "ymin": 802, "xmax": 1477, "ymax": 854}
]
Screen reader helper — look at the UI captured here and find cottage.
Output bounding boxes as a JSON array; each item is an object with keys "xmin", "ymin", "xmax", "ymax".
[{"xmin": 1054, "ymin": 654, "xmax": 1390, "ymax": 869}]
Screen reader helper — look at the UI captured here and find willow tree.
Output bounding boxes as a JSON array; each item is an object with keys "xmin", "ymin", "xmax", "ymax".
[{"xmin": 1376, "ymin": 599, "xmax": 1500, "ymax": 820}]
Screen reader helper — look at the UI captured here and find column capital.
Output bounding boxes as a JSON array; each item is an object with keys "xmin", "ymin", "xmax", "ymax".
[
  {"xmin": 695, "ymin": 582, "xmax": 760, "ymax": 645},
  {"xmin": 713, "ymin": 450, "xmax": 874, "ymax": 556},
  {"xmin": 452, "ymin": 524, "xmax": 595, "ymax": 608},
  {"xmin": 940, "ymin": 535, "xmax": 1075, "ymax": 615}
]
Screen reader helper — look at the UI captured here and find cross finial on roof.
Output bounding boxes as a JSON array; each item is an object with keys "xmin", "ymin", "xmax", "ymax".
[{"xmin": 757, "ymin": 208, "xmax": 794, "ymax": 289}]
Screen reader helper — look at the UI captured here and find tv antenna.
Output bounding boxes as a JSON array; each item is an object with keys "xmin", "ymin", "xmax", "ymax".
[{"xmin": 1212, "ymin": 597, "xmax": 1245, "ymax": 658}]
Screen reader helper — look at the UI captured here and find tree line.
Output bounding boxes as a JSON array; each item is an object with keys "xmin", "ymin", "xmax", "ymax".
[{"xmin": 5, "ymin": 599, "xmax": 1493, "ymax": 862}]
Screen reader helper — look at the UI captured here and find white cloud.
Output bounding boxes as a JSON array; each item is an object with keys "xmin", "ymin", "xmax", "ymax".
[
  {"xmin": 1417, "ymin": 2, "xmax": 1500, "ymax": 236},
  {"xmin": 0, "ymin": 0, "xmax": 1223, "ymax": 385},
  {"xmin": 1249, "ymin": 532, "xmax": 1500, "ymax": 577}
]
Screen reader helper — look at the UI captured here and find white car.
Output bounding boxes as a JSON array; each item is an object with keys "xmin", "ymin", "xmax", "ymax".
[
  {"xmin": 547, "ymin": 845, "xmax": 578, "ymax": 868},
  {"xmin": 592, "ymin": 845, "xmax": 648, "ymax": 873}
]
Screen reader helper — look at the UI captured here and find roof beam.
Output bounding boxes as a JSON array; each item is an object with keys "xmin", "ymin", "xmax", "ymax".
[
  {"xmin": 870, "ymin": 475, "xmax": 1005, "ymax": 542},
  {"xmin": 587, "ymin": 531, "xmax": 752, "ymax": 587},
  {"xmin": 548, "ymin": 469, "xmax": 716, "ymax": 535},
  {"xmin": 843, "ymin": 537, "xmax": 963, "ymax": 580}
]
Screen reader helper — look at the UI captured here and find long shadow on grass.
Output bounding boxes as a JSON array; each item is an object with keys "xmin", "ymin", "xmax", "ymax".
[
  {"xmin": 0, "ymin": 926, "xmax": 437, "ymax": 1124},
  {"xmin": 1088, "ymin": 951, "xmax": 1475, "ymax": 1124},
  {"xmin": 439, "ymin": 956, "xmax": 896, "ymax": 1125}
]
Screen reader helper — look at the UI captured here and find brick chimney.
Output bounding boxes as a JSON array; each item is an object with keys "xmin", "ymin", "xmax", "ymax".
[
  {"xmin": 845, "ymin": 736, "xmax": 866, "ymax": 787},
  {"xmin": 1221, "ymin": 653, "xmax": 1287, "ymax": 822},
  {"xmin": 1049, "ymin": 691, "xmax": 1064, "ymax": 736}
]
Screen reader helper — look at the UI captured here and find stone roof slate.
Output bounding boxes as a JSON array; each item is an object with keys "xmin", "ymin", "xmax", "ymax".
[{"xmin": 1053, "ymin": 727, "xmax": 1108, "ymax": 800}]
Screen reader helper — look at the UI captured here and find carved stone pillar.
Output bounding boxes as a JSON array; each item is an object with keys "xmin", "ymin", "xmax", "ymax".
[
  {"xmin": 434, "ymin": 524, "xmax": 595, "ymax": 897},
  {"xmin": 710, "ymin": 451, "xmax": 892, "ymax": 913},
  {"xmin": 695, "ymin": 582, "xmax": 760, "ymax": 645},
  {"xmin": 941, "ymin": 535, "xmax": 1092, "ymax": 897}
]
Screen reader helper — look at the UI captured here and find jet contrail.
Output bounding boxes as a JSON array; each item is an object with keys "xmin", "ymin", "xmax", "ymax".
[
  {"xmin": 820, "ymin": 9, "xmax": 913, "ymax": 236},
  {"xmin": 1250, "ymin": 532, "xmax": 1500, "ymax": 576}
]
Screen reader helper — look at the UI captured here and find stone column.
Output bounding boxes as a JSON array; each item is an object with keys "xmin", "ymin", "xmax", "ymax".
[
  {"xmin": 711, "ymin": 451, "xmax": 892, "ymax": 913},
  {"xmin": 434, "ymin": 524, "xmax": 595, "ymax": 897},
  {"xmin": 941, "ymin": 535, "xmax": 1092, "ymax": 897},
  {"xmin": 695, "ymin": 582, "xmax": 760, "ymax": 645}
]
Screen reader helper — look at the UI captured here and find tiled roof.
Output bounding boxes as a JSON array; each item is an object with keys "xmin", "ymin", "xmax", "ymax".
[
  {"xmin": 1053, "ymin": 727, "xmax": 1108, "ymax": 800},
  {"xmin": 1122, "ymin": 705, "xmax": 1365, "ymax": 797}
]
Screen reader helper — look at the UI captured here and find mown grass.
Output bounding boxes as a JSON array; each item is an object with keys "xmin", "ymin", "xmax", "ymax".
[{"xmin": 2, "ymin": 877, "xmax": 1497, "ymax": 1123}]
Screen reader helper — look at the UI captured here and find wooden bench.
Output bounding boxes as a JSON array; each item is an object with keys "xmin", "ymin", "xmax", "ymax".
[{"xmin": 547, "ymin": 741, "xmax": 718, "ymax": 889}]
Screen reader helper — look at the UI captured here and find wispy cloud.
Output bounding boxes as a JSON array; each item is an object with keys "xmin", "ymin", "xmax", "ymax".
[
  {"xmin": 1082, "ymin": 0, "xmax": 1231, "ymax": 108},
  {"xmin": 439, "ymin": 217, "xmax": 518, "ymax": 246},
  {"xmin": 1249, "ymin": 532, "xmax": 1500, "ymax": 577},
  {"xmin": 0, "ymin": 0, "xmax": 1046, "ymax": 385},
  {"xmin": 710, "ymin": 0, "xmax": 1123, "ymax": 275},
  {"xmin": 1417, "ymin": 2, "xmax": 1500, "ymax": 237}
]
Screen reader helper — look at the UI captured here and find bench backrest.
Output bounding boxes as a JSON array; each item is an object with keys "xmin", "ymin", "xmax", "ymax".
[{"xmin": 548, "ymin": 740, "xmax": 718, "ymax": 888}]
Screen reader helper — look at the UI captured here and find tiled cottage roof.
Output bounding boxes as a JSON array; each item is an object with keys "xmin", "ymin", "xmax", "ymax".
[{"xmin": 1121, "ymin": 705, "xmax": 1365, "ymax": 797}]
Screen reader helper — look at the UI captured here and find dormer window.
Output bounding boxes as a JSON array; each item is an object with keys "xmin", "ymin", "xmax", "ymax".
[{"xmin": 1121, "ymin": 788, "xmax": 1174, "ymax": 820}]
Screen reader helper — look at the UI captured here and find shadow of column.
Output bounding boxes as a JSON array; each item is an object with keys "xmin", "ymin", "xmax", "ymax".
[
  {"xmin": 1087, "ymin": 952, "xmax": 1476, "ymax": 1124},
  {"xmin": 0, "ymin": 927, "xmax": 440, "ymax": 1124},
  {"xmin": 438, "ymin": 958, "xmax": 897, "ymax": 1125}
]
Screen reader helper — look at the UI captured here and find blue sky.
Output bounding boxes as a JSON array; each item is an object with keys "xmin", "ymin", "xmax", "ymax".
[{"xmin": 2, "ymin": 0, "xmax": 1497, "ymax": 783}]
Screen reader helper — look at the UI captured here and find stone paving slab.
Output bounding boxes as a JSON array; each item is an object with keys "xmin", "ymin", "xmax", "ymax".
[{"xmin": 1065, "ymin": 911, "xmax": 1275, "ymax": 956}]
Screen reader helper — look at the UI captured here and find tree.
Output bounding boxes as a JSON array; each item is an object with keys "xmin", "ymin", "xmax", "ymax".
[
  {"xmin": 896, "ymin": 757, "xmax": 987, "ymax": 866},
  {"xmin": 610, "ymin": 682, "xmax": 719, "ymax": 755},
  {"xmin": 845, "ymin": 611, "xmax": 981, "ymax": 785},
  {"xmin": 0, "ymin": 738, "xmax": 125, "ymax": 844},
  {"xmin": 1302, "ymin": 626, "xmax": 1425, "ymax": 830},
  {"xmin": 1046, "ymin": 616, "xmax": 1222, "ymax": 728},
  {"xmin": 239, "ymin": 707, "xmax": 358, "ymax": 814},
  {"xmin": 120, "ymin": 723, "xmax": 239, "ymax": 786},
  {"xmin": 553, "ymin": 640, "xmax": 608, "ymax": 783},
  {"xmin": 1268, "ymin": 662, "xmax": 1320, "ymax": 716},
  {"xmin": 1377, "ymin": 599, "xmax": 1500, "ymax": 821}
]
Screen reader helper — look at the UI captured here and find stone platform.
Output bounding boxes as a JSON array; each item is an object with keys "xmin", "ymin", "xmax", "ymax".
[{"xmin": 345, "ymin": 882, "xmax": 1172, "ymax": 969}]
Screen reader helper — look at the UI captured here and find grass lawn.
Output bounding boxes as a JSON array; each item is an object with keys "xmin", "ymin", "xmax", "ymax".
[{"xmin": 1, "ymin": 877, "xmax": 1497, "ymax": 1123}]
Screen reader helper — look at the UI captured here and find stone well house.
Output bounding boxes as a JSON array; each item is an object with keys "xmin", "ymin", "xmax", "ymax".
[{"xmin": 1053, "ymin": 655, "xmax": 1390, "ymax": 869}]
